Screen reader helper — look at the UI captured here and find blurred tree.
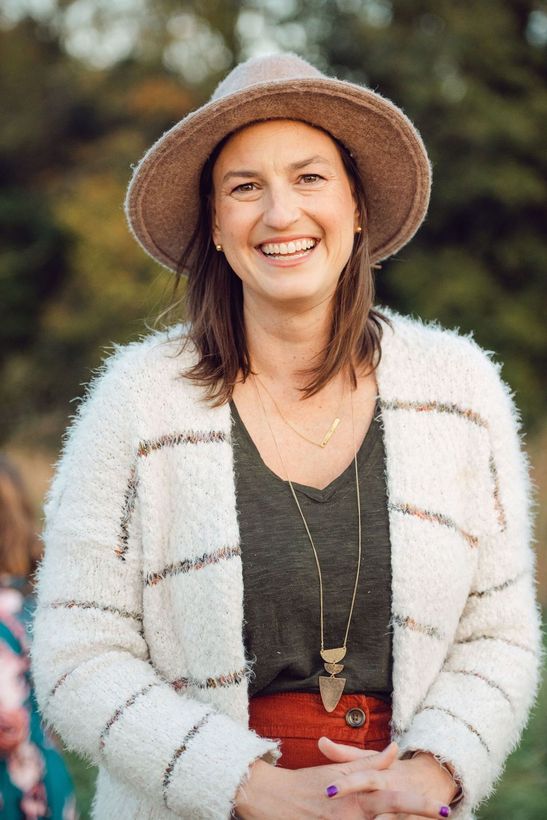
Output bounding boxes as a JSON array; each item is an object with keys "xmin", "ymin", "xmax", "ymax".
[
  {"xmin": 0, "ymin": 17, "xmax": 74, "ymax": 356},
  {"xmin": 0, "ymin": 14, "xmax": 194, "ymax": 445}
]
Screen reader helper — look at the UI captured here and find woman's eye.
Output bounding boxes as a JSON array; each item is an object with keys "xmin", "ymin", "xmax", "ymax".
[
  {"xmin": 232, "ymin": 182, "xmax": 257, "ymax": 193},
  {"xmin": 300, "ymin": 174, "xmax": 323, "ymax": 183}
]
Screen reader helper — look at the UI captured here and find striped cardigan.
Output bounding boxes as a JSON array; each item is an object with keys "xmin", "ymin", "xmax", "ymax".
[{"xmin": 31, "ymin": 307, "xmax": 542, "ymax": 819}]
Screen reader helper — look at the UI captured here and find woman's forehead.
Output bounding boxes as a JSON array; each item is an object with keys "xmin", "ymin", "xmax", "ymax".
[{"xmin": 213, "ymin": 119, "xmax": 342, "ymax": 172}]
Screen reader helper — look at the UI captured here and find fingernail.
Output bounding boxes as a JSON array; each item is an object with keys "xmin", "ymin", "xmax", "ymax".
[
  {"xmin": 439, "ymin": 807, "xmax": 451, "ymax": 818},
  {"xmin": 326, "ymin": 785, "xmax": 338, "ymax": 798}
]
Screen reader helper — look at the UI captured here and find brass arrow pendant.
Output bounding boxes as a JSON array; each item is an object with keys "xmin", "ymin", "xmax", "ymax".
[{"xmin": 319, "ymin": 674, "xmax": 346, "ymax": 712}]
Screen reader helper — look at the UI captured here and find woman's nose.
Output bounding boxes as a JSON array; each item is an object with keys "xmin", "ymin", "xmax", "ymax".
[{"xmin": 262, "ymin": 186, "xmax": 300, "ymax": 229}]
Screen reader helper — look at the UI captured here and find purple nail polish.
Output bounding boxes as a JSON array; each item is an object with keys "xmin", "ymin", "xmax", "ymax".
[
  {"xmin": 439, "ymin": 807, "xmax": 450, "ymax": 818},
  {"xmin": 326, "ymin": 785, "xmax": 338, "ymax": 798}
]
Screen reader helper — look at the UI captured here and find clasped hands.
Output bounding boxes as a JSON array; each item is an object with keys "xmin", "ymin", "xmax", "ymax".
[
  {"xmin": 236, "ymin": 738, "xmax": 458, "ymax": 819},
  {"xmin": 316, "ymin": 737, "xmax": 456, "ymax": 818}
]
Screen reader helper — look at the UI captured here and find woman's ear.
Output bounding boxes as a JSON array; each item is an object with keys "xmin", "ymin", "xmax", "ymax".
[
  {"xmin": 211, "ymin": 201, "xmax": 221, "ymax": 246},
  {"xmin": 351, "ymin": 185, "xmax": 360, "ymax": 230}
]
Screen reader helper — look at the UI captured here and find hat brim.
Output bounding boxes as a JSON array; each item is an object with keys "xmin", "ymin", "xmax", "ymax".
[{"xmin": 125, "ymin": 76, "xmax": 432, "ymax": 272}]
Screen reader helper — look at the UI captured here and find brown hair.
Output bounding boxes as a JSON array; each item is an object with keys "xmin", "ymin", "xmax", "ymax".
[
  {"xmin": 164, "ymin": 120, "xmax": 392, "ymax": 405},
  {"xmin": 0, "ymin": 456, "xmax": 42, "ymax": 583}
]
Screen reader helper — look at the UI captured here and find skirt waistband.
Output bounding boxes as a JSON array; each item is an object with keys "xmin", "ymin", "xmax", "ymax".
[{"xmin": 249, "ymin": 691, "xmax": 392, "ymax": 770}]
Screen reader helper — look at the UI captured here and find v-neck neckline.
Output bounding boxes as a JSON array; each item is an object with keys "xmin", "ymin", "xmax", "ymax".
[{"xmin": 229, "ymin": 396, "xmax": 381, "ymax": 502}]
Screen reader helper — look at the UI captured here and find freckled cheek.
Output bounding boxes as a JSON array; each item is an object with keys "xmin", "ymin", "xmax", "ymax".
[
  {"xmin": 220, "ymin": 210, "xmax": 258, "ymax": 252},
  {"xmin": 321, "ymin": 212, "xmax": 355, "ymax": 255}
]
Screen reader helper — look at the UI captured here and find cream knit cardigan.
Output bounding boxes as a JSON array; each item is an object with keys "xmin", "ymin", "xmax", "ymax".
[{"xmin": 31, "ymin": 307, "xmax": 542, "ymax": 820}]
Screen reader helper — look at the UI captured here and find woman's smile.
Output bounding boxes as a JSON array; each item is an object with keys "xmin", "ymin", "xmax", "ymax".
[{"xmin": 255, "ymin": 236, "xmax": 320, "ymax": 266}]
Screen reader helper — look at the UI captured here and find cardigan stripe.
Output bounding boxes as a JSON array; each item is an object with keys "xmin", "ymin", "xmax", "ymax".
[
  {"xmin": 48, "ymin": 600, "xmax": 142, "ymax": 622},
  {"xmin": 392, "ymin": 614, "xmax": 444, "ymax": 641},
  {"xmin": 380, "ymin": 398, "xmax": 488, "ymax": 429},
  {"xmin": 49, "ymin": 665, "xmax": 246, "ymax": 709},
  {"xmin": 50, "ymin": 671, "xmax": 70, "ymax": 700},
  {"xmin": 99, "ymin": 682, "xmax": 162, "ymax": 751},
  {"xmin": 456, "ymin": 635, "xmax": 537, "ymax": 656},
  {"xmin": 422, "ymin": 705, "xmax": 490, "ymax": 754},
  {"xmin": 446, "ymin": 669, "xmax": 514, "ymax": 712},
  {"xmin": 163, "ymin": 713, "xmax": 212, "ymax": 809},
  {"xmin": 138, "ymin": 430, "xmax": 227, "ymax": 457},
  {"xmin": 47, "ymin": 650, "xmax": 128, "ymax": 705},
  {"xmin": 469, "ymin": 570, "xmax": 528, "ymax": 599},
  {"xmin": 171, "ymin": 668, "xmax": 247, "ymax": 691},
  {"xmin": 489, "ymin": 454, "xmax": 507, "ymax": 531},
  {"xmin": 116, "ymin": 463, "xmax": 139, "ymax": 561},
  {"xmin": 389, "ymin": 502, "xmax": 479, "ymax": 548},
  {"xmin": 144, "ymin": 545, "xmax": 241, "ymax": 586}
]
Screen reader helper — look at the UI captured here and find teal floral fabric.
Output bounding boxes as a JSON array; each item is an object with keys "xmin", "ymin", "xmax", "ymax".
[{"xmin": 0, "ymin": 578, "xmax": 77, "ymax": 819}]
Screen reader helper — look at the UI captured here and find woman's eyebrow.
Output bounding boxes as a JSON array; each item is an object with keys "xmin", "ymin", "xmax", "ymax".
[
  {"xmin": 221, "ymin": 155, "xmax": 332, "ymax": 184},
  {"xmin": 222, "ymin": 169, "xmax": 260, "ymax": 184},
  {"xmin": 290, "ymin": 155, "xmax": 332, "ymax": 171}
]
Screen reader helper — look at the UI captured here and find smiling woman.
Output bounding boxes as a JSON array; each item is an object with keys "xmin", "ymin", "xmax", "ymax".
[{"xmin": 31, "ymin": 53, "xmax": 541, "ymax": 820}]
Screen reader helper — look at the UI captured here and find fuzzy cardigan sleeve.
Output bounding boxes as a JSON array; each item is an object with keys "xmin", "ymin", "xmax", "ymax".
[
  {"xmin": 396, "ymin": 343, "xmax": 543, "ymax": 817},
  {"xmin": 30, "ymin": 350, "xmax": 279, "ymax": 820}
]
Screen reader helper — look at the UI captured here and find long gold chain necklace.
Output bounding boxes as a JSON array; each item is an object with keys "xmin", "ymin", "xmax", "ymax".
[
  {"xmin": 252, "ymin": 375, "xmax": 362, "ymax": 712},
  {"xmin": 253, "ymin": 374, "xmax": 345, "ymax": 448}
]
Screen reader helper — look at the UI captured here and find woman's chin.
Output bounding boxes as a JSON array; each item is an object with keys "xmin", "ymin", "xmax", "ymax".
[
  {"xmin": 244, "ymin": 269, "xmax": 336, "ymax": 308},
  {"xmin": 258, "ymin": 283, "xmax": 332, "ymax": 309}
]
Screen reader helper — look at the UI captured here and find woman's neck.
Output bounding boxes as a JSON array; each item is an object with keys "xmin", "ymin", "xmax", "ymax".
[{"xmin": 243, "ymin": 300, "xmax": 333, "ymax": 395}]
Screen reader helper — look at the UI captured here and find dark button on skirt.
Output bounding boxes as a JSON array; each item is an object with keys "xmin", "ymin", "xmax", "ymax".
[
  {"xmin": 249, "ymin": 691, "xmax": 392, "ymax": 769},
  {"xmin": 345, "ymin": 706, "xmax": 366, "ymax": 728}
]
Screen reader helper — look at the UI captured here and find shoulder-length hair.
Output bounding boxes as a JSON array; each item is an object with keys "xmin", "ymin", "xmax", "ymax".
[
  {"xmin": 0, "ymin": 455, "xmax": 42, "ymax": 584},
  {"xmin": 163, "ymin": 120, "xmax": 392, "ymax": 406}
]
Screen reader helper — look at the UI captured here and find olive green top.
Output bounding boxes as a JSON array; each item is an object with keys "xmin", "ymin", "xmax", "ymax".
[{"xmin": 230, "ymin": 397, "xmax": 393, "ymax": 701}]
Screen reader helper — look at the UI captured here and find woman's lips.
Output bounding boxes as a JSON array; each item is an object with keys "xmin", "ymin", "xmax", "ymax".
[{"xmin": 255, "ymin": 240, "xmax": 320, "ymax": 267}]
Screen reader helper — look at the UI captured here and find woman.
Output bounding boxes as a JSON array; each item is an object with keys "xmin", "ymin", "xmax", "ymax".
[
  {"xmin": 31, "ymin": 54, "xmax": 541, "ymax": 819},
  {"xmin": 0, "ymin": 455, "xmax": 77, "ymax": 819}
]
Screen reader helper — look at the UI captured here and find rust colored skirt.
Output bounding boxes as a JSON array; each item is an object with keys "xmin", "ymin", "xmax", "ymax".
[{"xmin": 249, "ymin": 691, "xmax": 392, "ymax": 769}]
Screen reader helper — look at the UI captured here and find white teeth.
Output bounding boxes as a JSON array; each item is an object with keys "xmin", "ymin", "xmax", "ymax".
[{"xmin": 260, "ymin": 239, "xmax": 317, "ymax": 255}]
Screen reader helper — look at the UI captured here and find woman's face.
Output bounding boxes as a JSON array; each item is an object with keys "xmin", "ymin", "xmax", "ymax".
[{"xmin": 211, "ymin": 119, "xmax": 360, "ymax": 309}]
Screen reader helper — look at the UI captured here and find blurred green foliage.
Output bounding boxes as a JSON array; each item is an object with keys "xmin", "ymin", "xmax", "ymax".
[{"xmin": 0, "ymin": 0, "xmax": 545, "ymax": 447}]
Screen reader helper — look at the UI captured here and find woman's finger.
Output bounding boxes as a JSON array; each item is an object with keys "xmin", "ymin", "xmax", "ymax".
[
  {"xmin": 325, "ymin": 781, "xmax": 451, "ymax": 819},
  {"xmin": 375, "ymin": 815, "xmax": 429, "ymax": 820},
  {"xmin": 365, "ymin": 790, "xmax": 451, "ymax": 818},
  {"xmin": 317, "ymin": 735, "xmax": 376, "ymax": 762},
  {"xmin": 318, "ymin": 737, "xmax": 399, "ymax": 766},
  {"xmin": 325, "ymin": 767, "xmax": 393, "ymax": 796}
]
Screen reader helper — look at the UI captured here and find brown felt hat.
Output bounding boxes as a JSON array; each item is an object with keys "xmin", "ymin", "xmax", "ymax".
[{"xmin": 125, "ymin": 53, "xmax": 432, "ymax": 272}]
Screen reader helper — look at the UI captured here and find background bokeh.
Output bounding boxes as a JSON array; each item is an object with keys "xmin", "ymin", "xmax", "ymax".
[{"xmin": 1, "ymin": 0, "xmax": 545, "ymax": 817}]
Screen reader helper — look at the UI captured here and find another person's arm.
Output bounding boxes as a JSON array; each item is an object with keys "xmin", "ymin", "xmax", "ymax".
[{"xmin": 0, "ymin": 616, "xmax": 30, "ymax": 757}]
